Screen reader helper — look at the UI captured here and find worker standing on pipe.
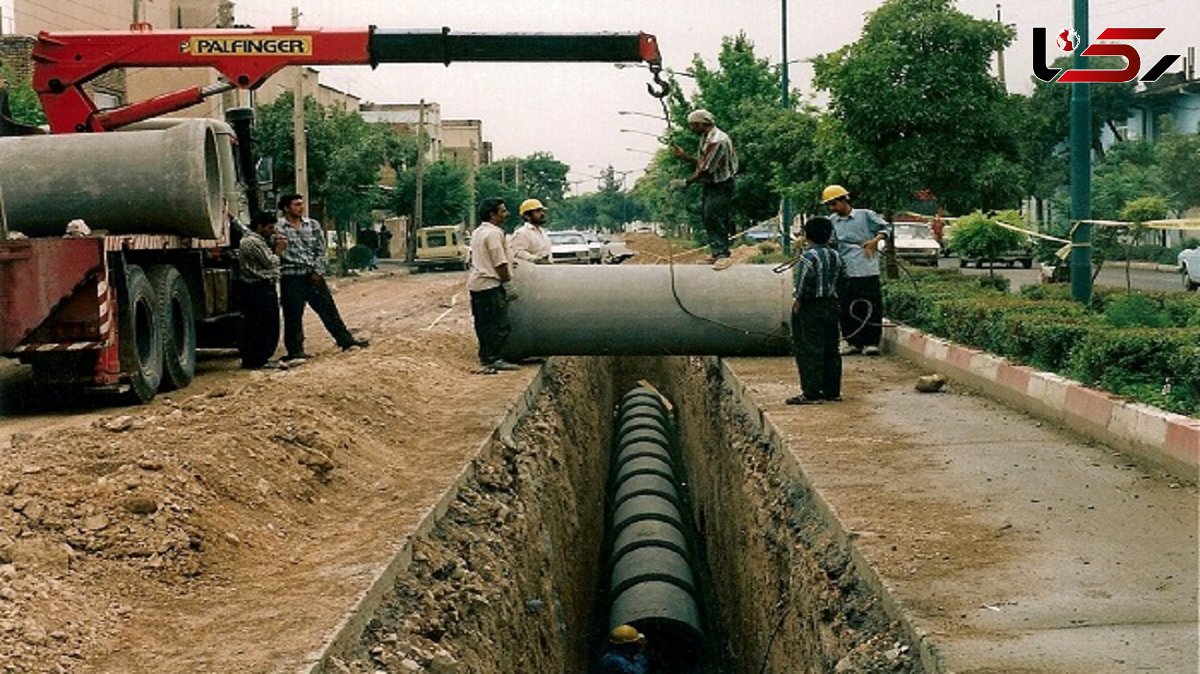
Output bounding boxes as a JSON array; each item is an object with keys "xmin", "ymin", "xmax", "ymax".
[
  {"xmin": 787, "ymin": 216, "xmax": 845, "ymax": 405},
  {"xmin": 670, "ymin": 109, "xmax": 738, "ymax": 271},
  {"xmin": 275, "ymin": 193, "xmax": 370, "ymax": 361},
  {"xmin": 467, "ymin": 198, "xmax": 521, "ymax": 374},
  {"xmin": 510, "ymin": 198, "xmax": 553, "ymax": 266},
  {"xmin": 822, "ymin": 185, "xmax": 888, "ymax": 356},
  {"xmin": 599, "ymin": 625, "xmax": 649, "ymax": 674}
]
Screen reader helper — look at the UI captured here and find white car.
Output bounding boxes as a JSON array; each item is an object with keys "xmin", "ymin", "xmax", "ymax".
[
  {"xmin": 1178, "ymin": 244, "xmax": 1200, "ymax": 291},
  {"xmin": 548, "ymin": 231, "xmax": 593, "ymax": 264},
  {"xmin": 581, "ymin": 231, "xmax": 605, "ymax": 264},
  {"xmin": 881, "ymin": 222, "xmax": 941, "ymax": 266}
]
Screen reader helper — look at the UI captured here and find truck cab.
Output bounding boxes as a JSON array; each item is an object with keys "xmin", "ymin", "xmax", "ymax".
[{"xmin": 415, "ymin": 225, "xmax": 470, "ymax": 271}]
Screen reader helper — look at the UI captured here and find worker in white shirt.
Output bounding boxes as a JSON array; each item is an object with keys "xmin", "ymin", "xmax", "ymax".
[{"xmin": 510, "ymin": 198, "xmax": 553, "ymax": 265}]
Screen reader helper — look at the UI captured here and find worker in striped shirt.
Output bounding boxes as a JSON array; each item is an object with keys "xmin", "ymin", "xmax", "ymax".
[
  {"xmin": 670, "ymin": 109, "xmax": 738, "ymax": 269},
  {"xmin": 787, "ymin": 216, "xmax": 845, "ymax": 405}
]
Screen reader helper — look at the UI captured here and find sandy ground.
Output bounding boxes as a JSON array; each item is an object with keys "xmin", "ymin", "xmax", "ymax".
[{"xmin": 0, "ymin": 268, "xmax": 537, "ymax": 673}]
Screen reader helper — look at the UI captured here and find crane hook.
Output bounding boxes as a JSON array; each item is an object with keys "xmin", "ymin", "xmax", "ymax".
[{"xmin": 646, "ymin": 63, "xmax": 669, "ymax": 99}]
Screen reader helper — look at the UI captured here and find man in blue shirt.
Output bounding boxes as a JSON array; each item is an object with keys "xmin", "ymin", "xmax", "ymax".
[
  {"xmin": 823, "ymin": 185, "xmax": 888, "ymax": 356},
  {"xmin": 788, "ymin": 216, "xmax": 845, "ymax": 404}
]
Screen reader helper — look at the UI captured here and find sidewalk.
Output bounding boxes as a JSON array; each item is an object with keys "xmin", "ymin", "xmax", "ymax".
[{"xmin": 727, "ymin": 355, "xmax": 1198, "ymax": 673}]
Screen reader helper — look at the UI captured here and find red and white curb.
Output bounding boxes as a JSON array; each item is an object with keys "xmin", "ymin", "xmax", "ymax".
[{"xmin": 884, "ymin": 323, "xmax": 1199, "ymax": 482}]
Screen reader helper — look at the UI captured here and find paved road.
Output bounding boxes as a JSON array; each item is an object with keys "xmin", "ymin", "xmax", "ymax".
[{"xmin": 932, "ymin": 257, "xmax": 1187, "ymax": 293}]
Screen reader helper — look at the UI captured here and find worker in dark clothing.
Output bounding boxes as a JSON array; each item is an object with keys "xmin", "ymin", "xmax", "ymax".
[
  {"xmin": 599, "ymin": 625, "xmax": 649, "ymax": 674},
  {"xmin": 237, "ymin": 211, "xmax": 286, "ymax": 369},
  {"xmin": 787, "ymin": 216, "xmax": 845, "ymax": 405}
]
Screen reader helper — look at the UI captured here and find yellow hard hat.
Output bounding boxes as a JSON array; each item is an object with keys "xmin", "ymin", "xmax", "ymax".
[
  {"xmin": 610, "ymin": 624, "xmax": 645, "ymax": 645},
  {"xmin": 821, "ymin": 184, "xmax": 850, "ymax": 204},
  {"xmin": 518, "ymin": 198, "xmax": 547, "ymax": 216}
]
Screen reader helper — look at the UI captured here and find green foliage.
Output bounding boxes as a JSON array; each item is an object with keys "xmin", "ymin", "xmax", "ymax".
[
  {"xmin": 393, "ymin": 161, "xmax": 471, "ymax": 225},
  {"xmin": 255, "ymin": 92, "xmax": 407, "ymax": 227},
  {"xmin": 0, "ymin": 66, "xmax": 46, "ymax": 126},
  {"xmin": 1103, "ymin": 293, "xmax": 1170, "ymax": 328},
  {"xmin": 343, "ymin": 244, "xmax": 375, "ymax": 270},
  {"xmin": 1027, "ymin": 55, "xmax": 1137, "ymax": 161},
  {"xmin": 886, "ymin": 270, "xmax": 1200, "ymax": 415},
  {"xmin": 1092, "ymin": 140, "xmax": 1162, "ymax": 221},
  {"xmin": 1120, "ymin": 195, "xmax": 1168, "ymax": 224},
  {"xmin": 946, "ymin": 211, "xmax": 1027, "ymax": 260},
  {"xmin": 811, "ymin": 0, "xmax": 1024, "ymax": 213},
  {"xmin": 1156, "ymin": 119, "xmax": 1200, "ymax": 211}
]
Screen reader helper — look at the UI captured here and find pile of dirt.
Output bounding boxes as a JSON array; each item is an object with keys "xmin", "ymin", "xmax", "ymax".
[
  {"xmin": 0, "ymin": 271, "xmax": 533, "ymax": 673},
  {"xmin": 621, "ymin": 232, "xmax": 764, "ymax": 266}
]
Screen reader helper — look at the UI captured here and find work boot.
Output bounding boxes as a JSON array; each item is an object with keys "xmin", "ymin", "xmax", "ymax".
[
  {"xmin": 489, "ymin": 360, "xmax": 521, "ymax": 371},
  {"xmin": 863, "ymin": 346, "xmax": 881, "ymax": 356},
  {"xmin": 712, "ymin": 257, "xmax": 734, "ymax": 271},
  {"xmin": 838, "ymin": 343, "xmax": 862, "ymax": 356},
  {"xmin": 341, "ymin": 338, "xmax": 370, "ymax": 351}
]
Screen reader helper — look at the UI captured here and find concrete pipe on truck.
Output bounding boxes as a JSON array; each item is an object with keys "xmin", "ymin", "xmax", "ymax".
[
  {"xmin": 0, "ymin": 120, "xmax": 225, "ymax": 239},
  {"xmin": 504, "ymin": 265, "xmax": 792, "ymax": 360}
]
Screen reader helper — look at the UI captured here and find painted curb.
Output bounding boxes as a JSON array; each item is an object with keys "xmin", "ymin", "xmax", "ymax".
[{"xmin": 884, "ymin": 323, "xmax": 1199, "ymax": 483}]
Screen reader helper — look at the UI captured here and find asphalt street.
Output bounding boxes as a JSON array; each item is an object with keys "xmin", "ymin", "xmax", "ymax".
[{"xmin": 932, "ymin": 257, "xmax": 1186, "ymax": 293}]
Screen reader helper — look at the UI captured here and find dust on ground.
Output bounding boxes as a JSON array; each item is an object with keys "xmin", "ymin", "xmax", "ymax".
[{"xmin": 0, "ymin": 269, "xmax": 535, "ymax": 673}]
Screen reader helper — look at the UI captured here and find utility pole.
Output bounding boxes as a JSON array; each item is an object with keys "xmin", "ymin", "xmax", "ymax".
[
  {"xmin": 467, "ymin": 139, "xmax": 479, "ymax": 228},
  {"xmin": 779, "ymin": 0, "xmax": 793, "ymax": 255},
  {"xmin": 409, "ymin": 99, "xmax": 426, "ymax": 263},
  {"xmin": 995, "ymin": 4, "xmax": 1007, "ymax": 85},
  {"xmin": 217, "ymin": 1, "xmax": 236, "ymax": 111},
  {"xmin": 1069, "ymin": 0, "xmax": 1092, "ymax": 305},
  {"xmin": 291, "ymin": 6, "xmax": 309, "ymax": 216}
]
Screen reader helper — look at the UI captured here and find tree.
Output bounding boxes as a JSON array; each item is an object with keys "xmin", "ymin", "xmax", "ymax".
[
  {"xmin": 393, "ymin": 161, "xmax": 471, "ymax": 225},
  {"xmin": 1091, "ymin": 140, "xmax": 1162, "ymax": 221},
  {"xmin": 666, "ymin": 33, "xmax": 795, "ymax": 226},
  {"xmin": 947, "ymin": 210, "xmax": 1028, "ymax": 276},
  {"xmin": 0, "ymin": 66, "xmax": 45, "ymax": 128},
  {"xmin": 1027, "ymin": 55, "xmax": 1136, "ymax": 162},
  {"xmin": 255, "ymin": 92, "xmax": 405, "ymax": 228},
  {"xmin": 1156, "ymin": 118, "xmax": 1200, "ymax": 211},
  {"xmin": 812, "ymin": 0, "xmax": 1025, "ymax": 214}
]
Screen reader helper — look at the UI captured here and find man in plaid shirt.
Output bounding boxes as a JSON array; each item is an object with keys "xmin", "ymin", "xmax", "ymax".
[
  {"xmin": 787, "ymin": 216, "xmax": 845, "ymax": 405},
  {"xmin": 275, "ymin": 193, "xmax": 368, "ymax": 361}
]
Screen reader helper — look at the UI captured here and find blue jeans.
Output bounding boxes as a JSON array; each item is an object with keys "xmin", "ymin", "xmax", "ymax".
[{"xmin": 703, "ymin": 179, "xmax": 734, "ymax": 257}]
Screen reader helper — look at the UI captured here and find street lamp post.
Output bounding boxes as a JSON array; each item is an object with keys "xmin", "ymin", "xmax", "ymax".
[{"xmin": 779, "ymin": 0, "xmax": 793, "ymax": 255}]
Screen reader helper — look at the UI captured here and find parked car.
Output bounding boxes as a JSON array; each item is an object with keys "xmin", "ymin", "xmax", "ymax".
[
  {"xmin": 881, "ymin": 222, "xmax": 941, "ymax": 266},
  {"xmin": 743, "ymin": 224, "xmax": 779, "ymax": 244},
  {"xmin": 1178, "ymin": 244, "xmax": 1200, "ymax": 291},
  {"xmin": 415, "ymin": 224, "xmax": 470, "ymax": 271},
  {"xmin": 548, "ymin": 231, "xmax": 593, "ymax": 264},
  {"xmin": 581, "ymin": 231, "xmax": 605, "ymax": 264}
]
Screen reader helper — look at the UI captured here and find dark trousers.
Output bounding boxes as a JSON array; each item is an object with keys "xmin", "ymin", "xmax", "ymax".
[
  {"xmin": 239, "ymin": 280, "xmax": 280, "ymax": 368},
  {"xmin": 280, "ymin": 274, "xmax": 354, "ymax": 357},
  {"xmin": 470, "ymin": 287, "xmax": 510, "ymax": 365},
  {"xmin": 840, "ymin": 275, "xmax": 884, "ymax": 348},
  {"xmin": 792, "ymin": 297, "xmax": 842, "ymax": 399},
  {"xmin": 702, "ymin": 179, "xmax": 734, "ymax": 258}
]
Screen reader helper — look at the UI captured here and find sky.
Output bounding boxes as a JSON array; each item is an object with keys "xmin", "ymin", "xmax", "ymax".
[{"xmin": 226, "ymin": 0, "xmax": 1194, "ymax": 192}]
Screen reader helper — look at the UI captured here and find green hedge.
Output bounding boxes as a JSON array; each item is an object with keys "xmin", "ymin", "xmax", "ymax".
[{"xmin": 886, "ymin": 271, "xmax": 1200, "ymax": 416}]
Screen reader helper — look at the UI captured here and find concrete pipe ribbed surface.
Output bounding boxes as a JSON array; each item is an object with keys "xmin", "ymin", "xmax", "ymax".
[
  {"xmin": 0, "ymin": 120, "xmax": 225, "ymax": 239},
  {"xmin": 504, "ymin": 265, "xmax": 793, "ymax": 360},
  {"xmin": 605, "ymin": 387, "xmax": 705, "ymax": 667}
]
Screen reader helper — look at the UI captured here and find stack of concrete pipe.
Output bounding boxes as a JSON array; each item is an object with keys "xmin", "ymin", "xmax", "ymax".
[{"xmin": 606, "ymin": 386, "xmax": 704, "ymax": 658}]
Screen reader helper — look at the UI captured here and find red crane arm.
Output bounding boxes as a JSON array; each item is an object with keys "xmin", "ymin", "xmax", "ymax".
[{"xmin": 31, "ymin": 26, "xmax": 662, "ymax": 133}]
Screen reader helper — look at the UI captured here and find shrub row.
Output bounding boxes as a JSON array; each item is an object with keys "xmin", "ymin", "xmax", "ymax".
[{"xmin": 884, "ymin": 271, "xmax": 1200, "ymax": 417}]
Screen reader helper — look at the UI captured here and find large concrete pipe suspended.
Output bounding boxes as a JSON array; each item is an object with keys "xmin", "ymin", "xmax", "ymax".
[
  {"xmin": 504, "ymin": 265, "xmax": 792, "ymax": 360},
  {"xmin": 605, "ymin": 387, "xmax": 705, "ymax": 666},
  {"xmin": 0, "ymin": 120, "xmax": 224, "ymax": 239}
]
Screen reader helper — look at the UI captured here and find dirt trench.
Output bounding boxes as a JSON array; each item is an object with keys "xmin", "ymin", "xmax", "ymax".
[{"xmin": 327, "ymin": 355, "xmax": 916, "ymax": 673}]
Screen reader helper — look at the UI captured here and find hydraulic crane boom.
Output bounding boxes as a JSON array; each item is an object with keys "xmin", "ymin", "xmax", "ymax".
[{"xmin": 31, "ymin": 26, "xmax": 663, "ymax": 133}]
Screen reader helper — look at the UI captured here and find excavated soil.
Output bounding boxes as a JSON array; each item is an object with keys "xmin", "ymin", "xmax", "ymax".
[{"xmin": 0, "ymin": 251, "xmax": 915, "ymax": 673}]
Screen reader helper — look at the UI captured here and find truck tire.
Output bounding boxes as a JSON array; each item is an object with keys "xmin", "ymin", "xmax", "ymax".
[
  {"xmin": 148, "ymin": 265, "xmax": 196, "ymax": 390},
  {"xmin": 118, "ymin": 265, "xmax": 164, "ymax": 403}
]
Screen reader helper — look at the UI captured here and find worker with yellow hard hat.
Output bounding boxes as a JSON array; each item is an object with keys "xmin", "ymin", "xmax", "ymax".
[
  {"xmin": 599, "ymin": 624, "xmax": 648, "ymax": 673},
  {"xmin": 821, "ymin": 184, "xmax": 889, "ymax": 356},
  {"xmin": 509, "ymin": 198, "xmax": 553, "ymax": 266}
]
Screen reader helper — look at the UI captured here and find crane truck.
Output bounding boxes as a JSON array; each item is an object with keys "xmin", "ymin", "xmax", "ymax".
[{"xmin": 0, "ymin": 25, "xmax": 663, "ymax": 402}]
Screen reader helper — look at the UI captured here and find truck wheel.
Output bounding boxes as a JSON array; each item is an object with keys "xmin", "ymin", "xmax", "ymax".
[
  {"xmin": 118, "ymin": 265, "xmax": 164, "ymax": 403},
  {"xmin": 148, "ymin": 265, "xmax": 196, "ymax": 390}
]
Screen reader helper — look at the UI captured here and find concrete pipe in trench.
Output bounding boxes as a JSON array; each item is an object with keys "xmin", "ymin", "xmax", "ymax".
[{"xmin": 504, "ymin": 265, "xmax": 793, "ymax": 360}]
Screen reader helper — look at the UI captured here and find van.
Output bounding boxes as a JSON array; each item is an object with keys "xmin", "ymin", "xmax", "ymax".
[{"xmin": 415, "ymin": 224, "xmax": 470, "ymax": 271}]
